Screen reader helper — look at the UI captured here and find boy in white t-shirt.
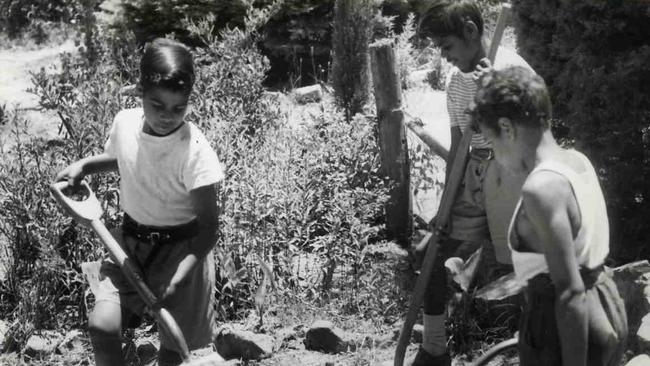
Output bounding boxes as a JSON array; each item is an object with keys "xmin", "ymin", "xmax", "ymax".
[{"xmin": 56, "ymin": 38, "xmax": 224, "ymax": 366}]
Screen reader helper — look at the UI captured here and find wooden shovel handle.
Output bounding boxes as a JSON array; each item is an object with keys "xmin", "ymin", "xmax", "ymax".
[{"xmin": 50, "ymin": 180, "xmax": 102, "ymax": 226}]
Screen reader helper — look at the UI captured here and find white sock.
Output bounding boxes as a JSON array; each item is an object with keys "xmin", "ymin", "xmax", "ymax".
[{"xmin": 422, "ymin": 313, "xmax": 446, "ymax": 356}]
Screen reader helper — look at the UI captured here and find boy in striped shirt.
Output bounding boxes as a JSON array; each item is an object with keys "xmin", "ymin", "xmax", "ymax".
[{"xmin": 407, "ymin": 1, "xmax": 535, "ymax": 365}]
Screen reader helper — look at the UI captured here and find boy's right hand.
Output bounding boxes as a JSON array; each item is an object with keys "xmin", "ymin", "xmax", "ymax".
[{"xmin": 55, "ymin": 162, "xmax": 86, "ymax": 187}]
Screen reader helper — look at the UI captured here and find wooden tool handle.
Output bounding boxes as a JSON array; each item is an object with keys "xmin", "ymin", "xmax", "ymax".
[
  {"xmin": 394, "ymin": 126, "xmax": 472, "ymax": 366},
  {"xmin": 487, "ymin": 3, "xmax": 511, "ymax": 64},
  {"xmin": 50, "ymin": 180, "xmax": 102, "ymax": 225}
]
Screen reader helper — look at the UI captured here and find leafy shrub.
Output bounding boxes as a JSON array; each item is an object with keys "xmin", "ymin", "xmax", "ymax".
[
  {"xmin": 0, "ymin": 114, "xmax": 120, "ymax": 349},
  {"xmin": 0, "ymin": 0, "xmax": 97, "ymax": 44},
  {"xmin": 513, "ymin": 0, "xmax": 650, "ymax": 262},
  {"xmin": 0, "ymin": 15, "xmax": 138, "ymax": 348},
  {"xmin": 118, "ymin": 0, "xmax": 250, "ymax": 45},
  {"xmin": 331, "ymin": 0, "xmax": 376, "ymax": 121},
  {"xmin": 184, "ymin": 15, "xmax": 391, "ymax": 317},
  {"xmin": 373, "ymin": 12, "xmax": 418, "ymax": 89}
]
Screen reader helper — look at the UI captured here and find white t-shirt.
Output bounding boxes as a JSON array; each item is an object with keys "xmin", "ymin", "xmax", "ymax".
[
  {"xmin": 446, "ymin": 46, "xmax": 534, "ymax": 149},
  {"xmin": 104, "ymin": 108, "xmax": 225, "ymax": 226}
]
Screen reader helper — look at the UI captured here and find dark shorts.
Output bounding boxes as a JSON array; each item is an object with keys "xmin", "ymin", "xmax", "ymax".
[
  {"xmin": 519, "ymin": 268, "xmax": 627, "ymax": 366},
  {"xmin": 94, "ymin": 227, "xmax": 216, "ymax": 352}
]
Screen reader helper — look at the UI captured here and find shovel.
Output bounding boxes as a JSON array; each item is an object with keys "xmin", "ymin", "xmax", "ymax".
[{"xmin": 50, "ymin": 180, "xmax": 225, "ymax": 366}]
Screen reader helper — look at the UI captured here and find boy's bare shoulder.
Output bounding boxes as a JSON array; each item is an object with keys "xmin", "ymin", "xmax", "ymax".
[{"xmin": 521, "ymin": 170, "xmax": 573, "ymax": 209}]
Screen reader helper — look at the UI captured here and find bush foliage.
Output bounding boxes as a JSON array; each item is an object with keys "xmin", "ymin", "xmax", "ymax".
[{"xmin": 513, "ymin": 0, "xmax": 650, "ymax": 262}]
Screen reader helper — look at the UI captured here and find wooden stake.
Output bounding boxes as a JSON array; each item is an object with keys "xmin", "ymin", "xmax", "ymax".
[{"xmin": 370, "ymin": 39, "xmax": 412, "ymax": 245}]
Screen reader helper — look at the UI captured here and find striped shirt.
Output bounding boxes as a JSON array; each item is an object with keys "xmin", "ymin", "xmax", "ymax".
[{"xmin": 446, "ymin": 47, "xmax": 534, "ymax": 149}]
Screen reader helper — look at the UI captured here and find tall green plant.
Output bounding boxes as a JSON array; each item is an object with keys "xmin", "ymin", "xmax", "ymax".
[{"xmin": 331, "ymin": 0, "xmax": 375, "ymax": 121}]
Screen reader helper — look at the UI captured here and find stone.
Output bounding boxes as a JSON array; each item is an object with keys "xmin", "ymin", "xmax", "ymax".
[
  {"xmin": 304, "ymin": 320, "xmax": 355, "ymax": 354},
  {"xmin": 611, "ymin": 261, "xmax": 650, "ymax": 339},
  {"xmin": 625, "ymin": 354, "xmax": 650, "ymax": 366},
  {"xmin": 23, "ymin": 330, "xmax": 64, "ymax": 359},
  {"xmin": 293, "ymin": 84, "xmax": 322, "ymax": 104},
  {"xmin": 214, "ymin": 327, "xmax": 274, "ymax": 360}
]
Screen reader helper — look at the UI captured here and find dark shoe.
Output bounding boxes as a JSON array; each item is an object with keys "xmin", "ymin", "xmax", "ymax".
[{"xmin": 408, "ymin": 347, "xmax": 451, "ymax": 366}]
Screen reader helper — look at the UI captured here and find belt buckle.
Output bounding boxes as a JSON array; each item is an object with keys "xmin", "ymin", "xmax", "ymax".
[{"xmin": 149, "ymin": 231, "xmax": 161, "ymax": 244}]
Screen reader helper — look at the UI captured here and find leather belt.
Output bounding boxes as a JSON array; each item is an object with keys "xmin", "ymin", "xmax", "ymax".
[
  {"xmin": 122, "ymin": 213, "xmax": 199, "ymax": 245},
  {"xmin": 470, "ymin": 148, "xmax": 494, "ymax": 161}
]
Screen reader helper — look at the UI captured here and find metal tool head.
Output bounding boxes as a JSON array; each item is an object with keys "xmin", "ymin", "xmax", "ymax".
[{"xmin": 50, "ymin": 180, "xmax": 103, "ymax": 226}]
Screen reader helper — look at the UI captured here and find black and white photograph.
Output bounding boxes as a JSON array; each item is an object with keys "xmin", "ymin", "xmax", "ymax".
[{"xmin": 0, "ymin": 0, "xmax": 648, "ymax": 365}]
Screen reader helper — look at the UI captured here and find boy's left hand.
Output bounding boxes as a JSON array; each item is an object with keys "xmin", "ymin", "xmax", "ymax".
[
  {"xmin": 473, "ymin": 57, "xmax": 493, "ymax": 84},
  {"xmin": 158, "ymin": 255, "xmax": 198, "ymax": 305},
  {"xmin": 160, "ymin": 280, "xmax": 181, "ymax": 304}
]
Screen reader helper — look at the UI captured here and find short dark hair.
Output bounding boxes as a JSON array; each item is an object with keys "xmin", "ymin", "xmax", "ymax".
[
  {"xmin": 140, "ymin": 38, "xmax": 195, "ymax": 94},
  {"xmin": 418, "ymin": 0, "xmax": 484, "ymax": 40},
  {"xmin": 470, "ymin": 66, "xmax": 552, "ymax": 132}
]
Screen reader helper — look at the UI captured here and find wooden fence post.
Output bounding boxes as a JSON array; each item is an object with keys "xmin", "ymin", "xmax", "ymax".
[{"xmin": 370, "ymin": 39, "xmax": 411, "ymax": 245}]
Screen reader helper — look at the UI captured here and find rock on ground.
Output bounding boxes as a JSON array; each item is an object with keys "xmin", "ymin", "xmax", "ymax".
[
  {"xmin": 303, "ymin": 320, "xmax": 356, "ymax": 354},
  {"xmin": 611, "ymin": 260, "xmax": 650, "ymax": 353},
  {"xmin": 23, "ymin": 330, "xmax": 64, "ymax": 359},
  {"xmin": 214, "ymin": 326, "xmax": 274, "ymax": 360},
  {"xmin": 293, "ymin": 85, "xmax": 322, "ymax": 104}
]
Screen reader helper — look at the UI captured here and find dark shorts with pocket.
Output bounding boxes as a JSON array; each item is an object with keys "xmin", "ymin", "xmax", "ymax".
[{"xmin": 519, "ymin": 268, "xmax": 627, "ymax": 366}]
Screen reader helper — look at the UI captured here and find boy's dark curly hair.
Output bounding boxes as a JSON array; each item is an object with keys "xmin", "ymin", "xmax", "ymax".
[
  {"xmin": 417, "ymin": 0, "xmax": 484, "ymax": 40},
  {"xmin": 470, "ymin": 66, "xmax": 552, "ymax": 132},
  {"xmin": 140, "ymin": 38, "xmax": 195, "ymax": 95}
]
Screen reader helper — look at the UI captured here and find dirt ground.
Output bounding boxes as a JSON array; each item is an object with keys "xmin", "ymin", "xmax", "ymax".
[{"xmin": 0, "ymin": 39, "xmax": 77, "ymax": 149}]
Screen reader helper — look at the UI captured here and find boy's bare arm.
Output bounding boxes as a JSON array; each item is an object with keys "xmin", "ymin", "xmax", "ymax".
[
  {"xmin": 81, "ymin": 153, "xmax": 119, "ymax": 175},
  {"xmin": 161, "ymin": 183, "xmax": 219, "ymax": 301},
  {"xmin": 522, "ymin": 172, "xmax": 588, "ymax": 366},
  {"xmin": 188, "ymin": 183, "xmax": 220, "ymax": 258},
  {"xmin": 55, "ymin": 153, "xmax": 118, "ymax": 186},
  {"xmin": 406, "ymin": 118, "xmax": 449, "ymax": 162}
]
